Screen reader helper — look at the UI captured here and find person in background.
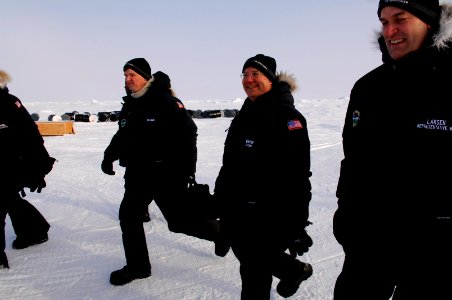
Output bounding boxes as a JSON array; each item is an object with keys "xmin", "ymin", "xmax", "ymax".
[
  {"xmin": 102, "ymin": 58, "xmax": 219, "ymax": 286},
  {"xmin": 214, "ymin": 54, "xmax": 313, "ymax": 299},
  {"xmin": 0, "ymin": 70, "xmax": 55, "ymax": 269},
  {"xmin": 333, "ymin": 1, "xmax": 452, "ymax": 299}
]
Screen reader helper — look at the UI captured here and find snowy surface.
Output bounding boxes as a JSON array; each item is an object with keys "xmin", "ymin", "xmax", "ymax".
[{"xmin": 1, "ymin": 98, "xmax": 347, "ymax": 299}]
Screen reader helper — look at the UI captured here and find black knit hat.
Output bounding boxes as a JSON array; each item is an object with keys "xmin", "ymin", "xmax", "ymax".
[
  {"xmin": 378, "ymin": 0, "xmax": 441, "ymax": 26},
  {"xmin": 123, "ymin": 58, "xmax": 152, "ymax": 80},
  {"xmin": 152, "ymin": 71, "xmax": 171, "ymax": 90},
  {"xmin": 242, "ymin": 54, "xmax": 277, "ymax": 81}
]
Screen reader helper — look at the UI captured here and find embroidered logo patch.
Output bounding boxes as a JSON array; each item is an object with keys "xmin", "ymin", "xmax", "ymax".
[
  {"xmin": 177, "ymin": 102, "xmax": 184, "ymax": 109},
  {"xmin": 15, "ymin": 101, "xmax": 21, "ymax": 108},
  {"xmin": 245, "ymin": 139, "xmax": 254, "ymax": 148},
  {"xmin": 287, "ymin": 119, "xmax": 302, "ymax": 130},
  {"xmin": 352, "ymin": 110, "xmax": 360, "ymax": 127}
]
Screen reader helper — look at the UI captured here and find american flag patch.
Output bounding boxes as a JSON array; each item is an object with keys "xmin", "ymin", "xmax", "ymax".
[
  {"xmin": 177, "ymin": 102, "xmax": 184, "ymax": 109},
  {"xmin": 287, "ymin": 119, "xmax": 302, "ymax": 130},
  {"xmin": 15, "ymin": 100, "xmax": 21, "ymax": 108}
]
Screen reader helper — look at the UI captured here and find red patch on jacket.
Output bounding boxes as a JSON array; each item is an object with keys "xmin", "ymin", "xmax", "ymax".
[{"xmin": 287, "ymin": 119, "xmax": 303, "ymax": 130}]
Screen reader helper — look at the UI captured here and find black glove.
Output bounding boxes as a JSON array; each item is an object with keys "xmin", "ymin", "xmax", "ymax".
[
  {"xmin": 187, "ymin": 174, "xmax": 196, "ymax": 186},
  {"xmin": 28, "ymin": 177, "xmax": 47, "ymax": 193},
  {"xmin": 43, "ymin": 157, "xmax": 56, "ymax": 175},
  {"xmin": 288, "ymin": 229, "xmax": 313, "ymax": 258},
  {"xmin": 101, "ymin": 159, "xmax": 115, "ymax": 175}
]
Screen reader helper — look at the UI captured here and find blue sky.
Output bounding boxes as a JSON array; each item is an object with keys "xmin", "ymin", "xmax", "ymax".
[{"xmin": 2, "ymin": 0, "xmax": 450, "ymax": 102}]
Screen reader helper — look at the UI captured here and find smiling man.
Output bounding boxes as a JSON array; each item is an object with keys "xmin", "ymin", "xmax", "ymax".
[
  {"xmin": 333, "ymin": 1, "xmax": 452, "ymax": 299},
  {"xmin": 378, "ymin": 0, "xmax": 440, "ymax": 61},
  {"xmin": 214, "ymin": 54, "xmax": 313, "ymax": 299}
]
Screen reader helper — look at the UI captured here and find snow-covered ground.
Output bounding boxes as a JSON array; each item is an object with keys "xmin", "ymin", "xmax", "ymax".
[{"xmin": 1, "ymin": 97, "xmax": 347, "ymax": 299}]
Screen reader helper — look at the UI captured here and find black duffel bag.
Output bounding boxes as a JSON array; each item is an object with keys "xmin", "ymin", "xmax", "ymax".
[
  {"xmin": 168, "ymin": 179, "xmax": 220, "ymax": 242},
  {"xmin": 185, "ymin": 180, "xmax": 219, "ymax": 220}
]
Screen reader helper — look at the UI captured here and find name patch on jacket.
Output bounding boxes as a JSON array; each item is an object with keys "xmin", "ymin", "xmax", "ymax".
[
  {"xmin": 177, "ymin": 101, "xmax": 184, "ymax": 109},
  {"xmin": 287, "ymin": 119, "xmax": 303, "ymax": 130},
  {"xmin": 245, "ymin": 139, "xmax": 254, "ymax": 148},
  {"xmin": 15, "ymin": 100, "xmax": 21, "ymax": 108},
  {"xmin": 417, "ymin": 118, "xmax": 452, "ymax": 132}
]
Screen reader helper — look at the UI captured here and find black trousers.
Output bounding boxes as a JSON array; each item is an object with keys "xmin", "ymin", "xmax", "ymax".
[
  {"xmin": 225, "ymin": 209, "xmax": 302, "ymax": 300},
  {"xmin": 334, "ymin": 222, "xmax": 451, "ymax": 300},
  {"xmin": 118, "ymin": 167, "xmax": 214, "ymax": 272},
  {"xmin": 1, "ymin": 191, "xmax": 50, "ymax": 252},
  {"xmin": 334, "ymin": 250, "xmax": 396, "ymax": 300}
]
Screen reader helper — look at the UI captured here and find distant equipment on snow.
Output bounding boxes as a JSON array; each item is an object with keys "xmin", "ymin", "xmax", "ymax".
[
  {"xmin": 31, "ymin": 113, "xmax": 40, "ymax": 121},
  {"xmin": 188, "ymin": 109, "xmax": 238, "ymax": 119},
  {"xmin": 48, "ymin": 114, "xmax": 63, "ymax": 122},
  {"xmin": 32, "ymin": 109, "xmax": 238, "ymax": 123}
]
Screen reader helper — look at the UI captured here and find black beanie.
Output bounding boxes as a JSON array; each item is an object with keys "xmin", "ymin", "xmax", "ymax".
[
  {"xmin": 152, "ymin": 71, "xmax": 171, "ymax": 90},
  {"xmin": 378, "ymin": 0, "xmax": 441, "ymax": 27},
  {"xmin": 123, "ymin": 58, "xmax": 152, "ymax": 80},
  {"xmin": 242, "ymin": 54, "xmax": 277, "ymax": 81}
]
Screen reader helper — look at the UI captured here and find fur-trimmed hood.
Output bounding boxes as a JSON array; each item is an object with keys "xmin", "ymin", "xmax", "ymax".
[
  {"xmin": 0, "ymin": 70, "xmax": 11, "ymax": 90},
  {"xmin": 376, "ymin": 3, "xmax": 452, "ymax": 62},
  {"xmin": 432, "ymin": 3, "xmax": 452, "ymax": 49},
  {"xmin": 276, "ymin": 71, "xmax": 298, "ymax": 93}
]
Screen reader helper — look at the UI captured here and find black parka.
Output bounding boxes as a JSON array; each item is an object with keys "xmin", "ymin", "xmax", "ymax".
[
  {"xmin": 104, "ymin": 72, "xmax": 197, "ymax": 177},
  {"xmin": 214, "ymin": 73, "xmax": 312, "ymax": 240},
  {"xmin": 334, "ymin": 4, "xmax": 452, "ymax": 251},
  {"xmin": 0, "ymin": 85, "xmax": 54, "ymax": 199}
]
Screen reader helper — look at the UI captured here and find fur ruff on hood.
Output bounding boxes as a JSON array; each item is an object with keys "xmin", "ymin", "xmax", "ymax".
[
  {"xmin": 276, "ymin": 71, "xmax": 298, "ymax": 93},
  {"xmin": 433, "ymin": 3, "xmax": 452, "ymax": 49},
  {"xmin": 0, "ymin": 70, "xmax": 11, "ymax": 90}
]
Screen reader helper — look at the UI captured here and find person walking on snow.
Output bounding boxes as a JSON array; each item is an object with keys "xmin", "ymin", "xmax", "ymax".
[
  {"xmin": 102, "ymin": 58, "xmax": 221, "ymax": 286},
  {"xmin": 214, "ymin": 54, "xmax": 313, "ymax": 299}
]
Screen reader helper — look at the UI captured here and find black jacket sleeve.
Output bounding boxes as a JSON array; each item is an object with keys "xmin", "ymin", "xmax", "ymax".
[{"xmin": 2, "ymin": 95, "xmax": 55, "ymax": 192}]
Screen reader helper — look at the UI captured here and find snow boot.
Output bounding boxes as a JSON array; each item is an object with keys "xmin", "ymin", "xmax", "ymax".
[
  {"xmin": 12, "ymin": 232, "xmax": 48, "ymax": 249},
  {"xmin": 110, "ymin": 265, "xmax": 151, "ymax": 286},
  {"xmin": 214, "ymin": 239, "xmax": 230, "ymax": 257},
  {"xmin": 276, "ymin": 261, "xmax": 313, "ymax": 298}
]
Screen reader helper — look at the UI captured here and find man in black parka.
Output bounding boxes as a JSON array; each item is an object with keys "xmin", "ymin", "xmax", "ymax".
[
  {"xmin": 0, "ymin": 70, "xmax": 54, "ymax": 269},
  {"xmin": 333, "ymin": 1, "xmax": 452, "ymax": 299},
  {"xmin": 102, "ymin": 58, "xmax": 214, "ymax": 286},
  {"xmin": 214, "ymin": 54, "xmax": 313, "ymax": 299}
]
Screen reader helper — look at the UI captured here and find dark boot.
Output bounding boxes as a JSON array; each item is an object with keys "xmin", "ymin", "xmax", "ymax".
[
  {"xmin": 276, "ymin": 260, "xmax": 313, "ymax": 298},
  {"xmin": 12, "ymin": 232, "xmax": 48, "ymax": 249},
  {"xmin": 110, "ymin": 265, "xmax": 151, "ymax": 285},
  {"xmin": 214, "ymin": 239, "xmax": 230, "ymax": 257}
]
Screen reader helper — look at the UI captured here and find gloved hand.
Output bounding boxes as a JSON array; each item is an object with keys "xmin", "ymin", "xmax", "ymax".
[
  {"xmin": 288, "ymin": 229, "xmax": 313, "ymax": 258},
  {"xmin": 43, "ymin": 157, "xmax": 57, "ymax": 175},
  {"xmin": 187, "ymin": 174, "xmax": 196, "ymax": 185},
  {"xmin": 28, "ymin": 177, "xmax": 47, "ymax": 193},
  {"xmin": 101, "ymin": 159, "xmax": 115, "ymax": 175}
]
